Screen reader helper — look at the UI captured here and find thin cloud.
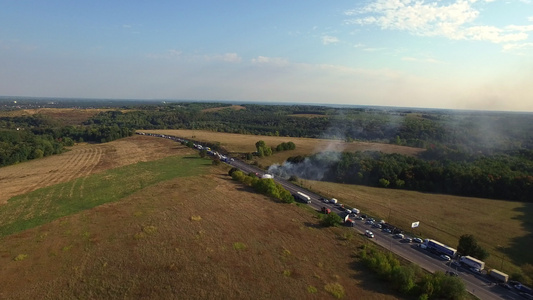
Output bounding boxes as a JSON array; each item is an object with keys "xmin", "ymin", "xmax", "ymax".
[
  {"xmin": 204, "ymin": 52, "xmax": 242, "ymax": 63},
  {"xmin": 322, "ymin": 35, "xmax": 339, "ymax": 45},
  {"xmin": 345, "ymin": 0, "xmax": 531, "ymax": 45},
  {"xmin": 402, "ymin": 56, "xmax": 444, "ymax": 64}
]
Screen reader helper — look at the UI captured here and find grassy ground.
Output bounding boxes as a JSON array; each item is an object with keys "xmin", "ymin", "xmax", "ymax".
[
  {"xmin": 300, "ymin": 179, "xmax": 533, "ymax": 277},
  {"xmin": 143, "ymin": 130, "xmax": 532, "ymax": 279},
  {"xmin": 141, "ymin": 129, "xmax": 424, "ymax": 168},
  {"xmin": 0, "ymin": 155, "xmax": 400, "ymax": 299},
  {"xmin": 0, "ymin": 135, "xmax": 185, "ymax": 204},
  {"xmin": 0, "ymin": 156, "xmax": 210, "ymax": 238}
]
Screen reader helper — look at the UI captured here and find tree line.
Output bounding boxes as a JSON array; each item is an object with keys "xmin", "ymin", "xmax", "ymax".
[{"xmin": 285, "ymin": 150, "xmax": 533, "ymax": 201}]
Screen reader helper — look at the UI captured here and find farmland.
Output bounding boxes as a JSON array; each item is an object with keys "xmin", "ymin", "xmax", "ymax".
[
  {"xmin": 141, "ymin": 130, "xmax": 533, "ymax": 281},
  {"xmin": 141, "ymin": 129, "xmax": 424, "ymax": 167},
  {"xmin": 0, "ymin": 137, "xmax": 398, "ymax": 299}
]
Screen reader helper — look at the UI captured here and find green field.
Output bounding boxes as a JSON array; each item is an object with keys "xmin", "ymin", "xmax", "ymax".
[{"xmin": 0, "ymin": 155, "xmax": 210, "ymax": 238}]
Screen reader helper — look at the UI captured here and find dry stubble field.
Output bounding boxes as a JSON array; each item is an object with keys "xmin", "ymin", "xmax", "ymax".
[
  {"xmin": 0, "ymin": 135, "xmax": 182, "ymax": 205},
  {"xmin": 141, "ymin": 129, "xmax": 424, "ymax": 167},
  {"xmin": 0, "ymin": 135, "xmax": 399, "ymax": 299},
  {"xmin": 142, "ymin": 130, "xmax": 533, "ymax": 278}
]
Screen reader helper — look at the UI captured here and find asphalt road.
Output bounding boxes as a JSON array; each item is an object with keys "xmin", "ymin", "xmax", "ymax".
[{"xmin": 147, "ymin": 133, "xmax": 525, "ymax": 300}]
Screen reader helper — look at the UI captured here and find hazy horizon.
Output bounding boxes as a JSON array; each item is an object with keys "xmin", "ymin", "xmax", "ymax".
[{"xmin": 1, "ymin": 1, "xmax": 532, "ymax": 112}]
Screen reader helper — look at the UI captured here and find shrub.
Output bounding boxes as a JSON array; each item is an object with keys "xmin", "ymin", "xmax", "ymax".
[
  {"xmin": 233, "ymin": 242, "xmax": 247, "ymax": 250},
  {"xmin": 321, "ymin": 212, "xmax": 343, "ymax": 227},
  {"xmin": 324, "ymin": 283, "xmax": 345, "ymax": 299},
  {"xmin": 13, "ymin": 254, "xmax": 28, "ymax": 261}
]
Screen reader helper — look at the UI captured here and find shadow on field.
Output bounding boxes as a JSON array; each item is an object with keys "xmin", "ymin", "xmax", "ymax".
[
  {"xmin": 348, "ymin": 258, "xmax": 397, "ymax": 296},
  {"xmin": 503, "ymin": 202, "xmax": 533, "ymax": 267},
  {"xmin": 303, "ymin": 222, "xmax": 322, "ymax": 229}
]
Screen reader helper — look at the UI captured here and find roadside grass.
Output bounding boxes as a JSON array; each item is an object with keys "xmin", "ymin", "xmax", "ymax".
[
  {"xmin": 303, "ymin": 179, "xmax": 532, "ymax": 276},
  {"xmin": 141, "ymin": 130, "xmax": 532, "ymax": 277},
  {"xmin": 0, "ymin": 155, "xmax": 209, "ymax": 238},
  {"xmin": 0, "ymin": 165, "xmax": 399, "ymax": 300}
]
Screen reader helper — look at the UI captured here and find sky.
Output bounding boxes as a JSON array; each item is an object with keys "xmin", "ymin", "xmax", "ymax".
[{"xmin": 1, "ymin": 0, "xmax": 532, "ymax": 112}]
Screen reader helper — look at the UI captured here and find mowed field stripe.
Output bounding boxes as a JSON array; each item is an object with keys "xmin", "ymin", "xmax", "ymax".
[{"xmin": 78, "ymin": 146, "xmax": 103, "ymax": 199}]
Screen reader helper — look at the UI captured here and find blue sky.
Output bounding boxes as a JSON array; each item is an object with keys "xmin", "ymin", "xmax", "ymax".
[{"xmin": 1, "ymin": 0, "xmax": 532, "ymax": 111}]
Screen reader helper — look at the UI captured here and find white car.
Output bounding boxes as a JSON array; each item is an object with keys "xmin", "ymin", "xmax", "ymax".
[
  {"xmin": 413, "ymin": 238, "xmax": 423, "ymax": 243},
  {"xmin": 440, "ymin": 254, "xmax": 451, "ymax": 261},
  {"xmin": 345, "ymin": 209, "xmax": 352, "ymax": 214},
  {"xmin": 365, "ymin": 230, "xmax": 374, "ymax": 238}
]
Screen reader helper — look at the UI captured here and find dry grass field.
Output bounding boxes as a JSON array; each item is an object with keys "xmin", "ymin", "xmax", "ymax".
[
  {"xmin": 0, "ymin": 135, "xmax": 185, "ymax": 204},
  {"xmin": 201, "ymin": 105, "xmax": 246, "ymax": 112},
  {"xmin": 0, "ymin": 138, "xmax": 400, "ymax": 299},
  {"xmin": 141, "ymin": 129, "xmax": 424, "ymax": 167},
  {"xmin": 0, "ymin": 108, "xmax": 129, "ymax": 125},
  {"xmin": 299, "ymin": 180, "xmax": 532, "ymax": 275},
  {"xmin": 141, "ymin": 130, "xmax": 533, "ymax": 279}
]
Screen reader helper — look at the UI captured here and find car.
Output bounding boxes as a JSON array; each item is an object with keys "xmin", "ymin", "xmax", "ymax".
[
  {"xmin": 413, "ymin": 238, "xmax": 423, "ymax": 243},
  {"xmin": 394, "ymin": 233, "xmax": 404, "ymax": 239},
  {"xmin": 368, "ymin": 218, "xmax": 375, "ymax": 222},
  {"xmin": 365, "ymin": 220, "xmax": 374, "ymax": 225},
  {"xmin": 450, "ymin": 261, "xmax": 461, "ymax": 268},
  {"xmin": 382, "ymin": 228, "xmax": 392, "ymax": 233},
  {"xmin": 365, "ymin": 230, "xmax": 374, "ymax": 238},
  {"xmin": 345, "ymin": 209, "xmax": 352, "ymax": 214},
  {"xmin": 440, "ymin": 255, "xmax": 451, "ymax": 261},
  {"xmin": 360, "ymin": 214, "xmax": 367, "ymax": 219},
  {"xmin": 355, "ymin": 215, "xmax": 363, "ymax": 220},
  {"xmin": 372, "ymin": 223, "xmax": 382, "ymax": 229},
  {"xmin": 445, "ymin": 270, "xmax": 459, "ymax": 277},
  {"xmin": 403, "ymin": 238, "xmax": 412, "ymax": 243},
  {"xmin": 498, "ymin": 283, "xmax": 512, "ymax": 290}
]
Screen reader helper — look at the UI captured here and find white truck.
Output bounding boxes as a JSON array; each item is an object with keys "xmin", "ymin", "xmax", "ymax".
[
  {"xmin": 489, "ymin": 269, "xmax": 509, "ymax": 283},
  {"xmin": 459, "ymin": 255, "xmax": 485, "ymax": 270}
]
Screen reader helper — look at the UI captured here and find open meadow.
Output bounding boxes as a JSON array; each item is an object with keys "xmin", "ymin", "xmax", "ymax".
[
  {"xmin": 143, "ymin": 130, "xmax": 533, "ymax": 280},
  {"xmin": 0, "ymin": 135, "xmax": 185, "ymax": 204},
  {"xmin": 141, "ymin": 129, "xmax": 424, "ymax": 167},
  {"xmin": 0, "ymin": 135, "xmax": 400, "ymax": 299}
]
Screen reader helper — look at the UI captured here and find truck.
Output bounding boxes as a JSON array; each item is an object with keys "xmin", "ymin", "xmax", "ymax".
[
  {"xmin": 294, "ymin": 192, "xmax": 311, "ymax": 204},
  {"xmin": 459, "ymin": 255, "xmax": 485, "ymax": 270},
  {"xmin": 321, "ymin": 207, "xmax": 331, "ymax": 214},
  {"xmin": 424, "ymin": 239, "xmax": 457, "ymax": 258},
  {"xmin": 489, "ymin": 269, "xmax": 509, "ymax": 283}
]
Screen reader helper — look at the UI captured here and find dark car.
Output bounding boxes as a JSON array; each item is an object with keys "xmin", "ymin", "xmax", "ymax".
[
  {"xmin": 445, "ymin": 270, "xmax": 459, "ymax": 277},
  {"xmin": 498, "ymin": 283, "xmax": 512, "ymax": 290}
]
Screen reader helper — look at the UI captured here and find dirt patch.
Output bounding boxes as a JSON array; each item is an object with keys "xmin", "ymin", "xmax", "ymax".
[
  {"xmin": 0, "ymin": 135, "xmax": 193, "ymax": 204},
  {"xmin": 201, "ymin": 105, "xmax": 246, "ymax": 113},
  {"xmin": 0, "ymin": 167, "xmax": 398, "ymax": 299}
]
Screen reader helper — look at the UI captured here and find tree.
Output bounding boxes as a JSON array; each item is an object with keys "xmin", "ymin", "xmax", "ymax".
[
  {"xmin": 320, "ymin": 212, "xmax": 343, "ymax": 227},
  {"xmin": 457, "ymin": 234, "xmax": 489, "ymax": 260},
  {"xmin": 228, "ymin": 167, "xmax": 239, "ymax": 176},
  {"xmin": 199, "ymin": 149, "xmax": 207, "ymax": 158}
]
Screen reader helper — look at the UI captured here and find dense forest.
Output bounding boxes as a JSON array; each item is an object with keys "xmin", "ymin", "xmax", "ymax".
[{"xmin": 1, "ymin": 99, "xmax": 533, "ymax": 201}]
